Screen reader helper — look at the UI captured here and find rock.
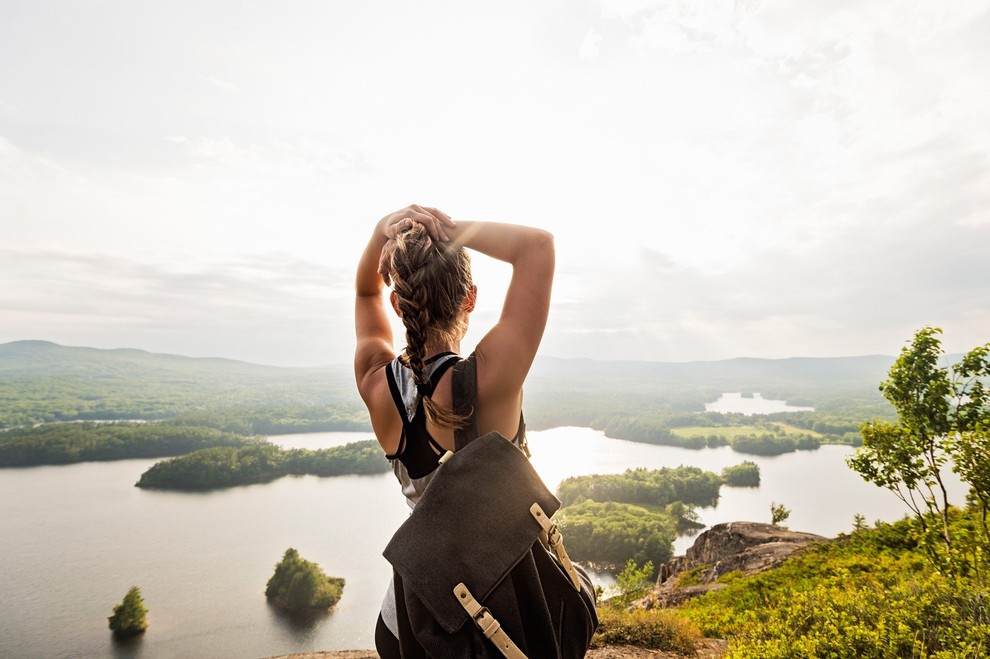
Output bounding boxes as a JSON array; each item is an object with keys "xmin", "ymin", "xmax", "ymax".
[{"xmin": 646, "ymin": 521, "xmax": 827, "ymax": 607}]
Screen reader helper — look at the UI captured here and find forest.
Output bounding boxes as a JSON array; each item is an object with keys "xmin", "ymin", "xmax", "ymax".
[
  {"xmin": 0, "ymin": 422, "xmax": 260, "ymax": 466},
  {"xmin": 556, "ymin": 463, "xmax": 759, "ymax": 567},
  {"xmin": 0, "ymin": 340, "xmax": 898, "ymax": 467},
  {"xmin": 136, "ymin": 440, "xmax": 389, "ymax": 490}
]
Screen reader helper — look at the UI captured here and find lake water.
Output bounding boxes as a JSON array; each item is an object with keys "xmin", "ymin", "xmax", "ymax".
[
  {"xmin": 0, "ymin": 427, "xmax": 968, "ymax": 659},
  {"xmin": 705, "ymin": 393, "xmax": 814, "ymax": 415}
]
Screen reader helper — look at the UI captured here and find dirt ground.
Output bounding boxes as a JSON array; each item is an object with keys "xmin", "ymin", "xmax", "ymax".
[{"xmin": 267, "ymin": 638, "xmax": 729, "ymax": 659}]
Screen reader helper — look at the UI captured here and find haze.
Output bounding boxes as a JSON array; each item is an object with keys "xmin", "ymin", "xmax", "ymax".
[{"xmin": 2, "ymin": 0, "xmax": 988, "ymax": 366}]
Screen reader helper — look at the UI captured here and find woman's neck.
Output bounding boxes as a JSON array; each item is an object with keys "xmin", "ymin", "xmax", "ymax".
[{"xmin": 424, "ymin": 340, "xmax": 460, "ymax": 357}]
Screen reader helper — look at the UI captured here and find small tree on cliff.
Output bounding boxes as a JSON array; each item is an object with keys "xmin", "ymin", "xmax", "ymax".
[
  {"xmin": 108, "ymin": 586, "xmax": 148, "ymax": 637},
  {"xmin": 770, "ymin": 501, "xmax": 791, "ymax": 526},
  {"xmin": 847, "ymin": 327, "xmax": 990, "ymax": 574}
]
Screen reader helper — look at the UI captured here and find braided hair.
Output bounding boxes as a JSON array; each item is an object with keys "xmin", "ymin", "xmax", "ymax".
[{"xmin": 383, "ymin": 223, "xmax": 473, "ymax": 429}]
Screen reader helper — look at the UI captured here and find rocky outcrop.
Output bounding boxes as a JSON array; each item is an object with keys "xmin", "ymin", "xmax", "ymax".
[{"xmin": 646, "ymin": 522, "xmax": 827, "ymax": 607}]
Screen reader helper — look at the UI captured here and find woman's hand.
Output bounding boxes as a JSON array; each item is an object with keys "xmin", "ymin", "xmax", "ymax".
[
  {"xmin": 377, "ymin": 205, "xmax": 456, "ymax": 284},
  {"xmin": 379, "ymin": 204, "xmax": 456, "ymax": 242}
]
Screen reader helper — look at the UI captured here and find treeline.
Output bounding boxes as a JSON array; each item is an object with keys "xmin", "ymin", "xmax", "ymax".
[
  {"xmin": 0, "ymin": 422, "xmax": 259, "ymax": 467},
  {"xmin": 558, "ymin": 466, "xmax": 723, "ymax": 508},
  {"xmin": 162, "ymin": 406, "xmax": 370, "ymax": 435},
  {"xmin": 556, "ymin": 464, "xmax": 758, "ymax": 568},
  {"xmin": 136, "ymin": 440, "xmax": 388, "ymax": 490},
  {"xmin": 597, "ymin": 413, "xmax": 837, "ymax": 455}
]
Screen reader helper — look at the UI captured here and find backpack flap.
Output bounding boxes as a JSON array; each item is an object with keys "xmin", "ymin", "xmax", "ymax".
[{"xmin": 383, "ymin": 431, "xmax": 560, "ymax": 634}]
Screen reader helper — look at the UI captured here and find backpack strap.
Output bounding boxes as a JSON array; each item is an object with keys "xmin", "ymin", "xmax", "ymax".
[
  {"xmin": 452, "ymin": 353, "xmax": 480, "ymax": 451},
  {"xmin": 453, "ymin": 583, "xmax": 528, "ymax": 659}
]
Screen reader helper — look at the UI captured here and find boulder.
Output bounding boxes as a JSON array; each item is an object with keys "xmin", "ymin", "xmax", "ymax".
[{"xmin": 646, "ymin": 521, "xmax": 827, "ymax": 607}]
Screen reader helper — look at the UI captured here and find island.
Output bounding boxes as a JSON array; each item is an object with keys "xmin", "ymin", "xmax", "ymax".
[{"xmin": 266, "ymin": 548, "xmax": 345, "ymax": 611}]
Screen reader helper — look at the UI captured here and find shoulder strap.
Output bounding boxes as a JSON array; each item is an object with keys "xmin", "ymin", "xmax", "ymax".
[{"xmin": 452, "ymin": 352, "xmax": 480, "ymax": 451}]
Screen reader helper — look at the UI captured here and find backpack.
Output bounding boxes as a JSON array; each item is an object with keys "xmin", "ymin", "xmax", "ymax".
[{"xmin": 383, "ymin": 353, "xmax": 599, "ymax": 658}]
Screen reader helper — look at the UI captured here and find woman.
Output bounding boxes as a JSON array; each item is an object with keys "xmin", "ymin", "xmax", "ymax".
[{"xmin": 353, "ymin": 204, "xmax": 554, "ymax": 657}]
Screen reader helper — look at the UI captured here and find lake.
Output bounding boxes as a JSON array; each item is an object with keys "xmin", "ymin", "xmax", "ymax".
[
  {"xmin": 0, "ymin": 427, "xmax": 968, "ymax": 658},
  {"xmin": 705, "ymin": 392, "xmax": 814, "ymax": 415}
]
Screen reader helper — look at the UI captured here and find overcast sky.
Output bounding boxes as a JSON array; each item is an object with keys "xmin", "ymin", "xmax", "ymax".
[{"xmin": 2, "ymin": 0, "xmax": 988, "ymax": 367}]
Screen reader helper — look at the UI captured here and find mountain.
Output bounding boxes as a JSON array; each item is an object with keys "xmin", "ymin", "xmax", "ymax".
[
  {"xmin": 0, "ymin": 341, "xmax": 895, "ymax": 429},
  {"xmin": 0, "ymin": 341, "xmax": 360, "ymax": 428}
]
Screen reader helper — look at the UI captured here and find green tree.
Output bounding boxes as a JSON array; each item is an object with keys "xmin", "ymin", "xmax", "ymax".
[
  {"xmin": 847, "ymin": 327, "xmax": 990, "ymax": 574},
  {"xmin": 265, "ymin": 548, "xmax": 345, "ymax": 611},
  {"xmin": 721, "ymin": 461, "xmax": 760, "ymax": 487},
  {"xmin": 770, "ymin": 501, "xmax": 790, "ymax": 526},
  {"xmin": 612, "ymin": 559, "xmax": 656, "ymax": 608},
  {"xmin": 108, "ymin": 586, "xmax": 148, "ymax": 637}
]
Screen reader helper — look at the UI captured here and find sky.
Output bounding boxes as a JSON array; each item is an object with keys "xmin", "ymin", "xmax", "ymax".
[{"xmin": 2, "ymin": 0, "xmax": 989, "ymax": 367}]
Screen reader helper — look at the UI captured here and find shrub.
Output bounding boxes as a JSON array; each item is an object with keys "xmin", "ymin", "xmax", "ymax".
[{"xmin": 592, "ymin": 607, "xmax": 699, "ymax": 653}]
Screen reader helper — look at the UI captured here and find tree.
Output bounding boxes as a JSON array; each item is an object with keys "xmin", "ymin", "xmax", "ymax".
[
  {"xmin": 721, "ymin": 461, "xmax": 761, "ymax": 487},
  {"xmin": 770, "ymin": 501, "xmax": 791, "ymax": 526},
  {"xmin": 265, "ymin": 548, "xmax": 345, "ymax": 611},
  {"xmin": 612, "ymin": 559, "xmax": 655, "ymax": 608},
  {"xmin": 108, "ymin": 586, "xmax": 148, "ymax": 637},
  {"xmin": 847, "ymin": 327, "xmax": 990, "ymax": 574}
]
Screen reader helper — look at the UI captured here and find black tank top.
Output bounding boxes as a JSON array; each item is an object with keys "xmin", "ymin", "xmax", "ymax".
[{"xmin": 384, "ymin": 352, "xmax": 527, "ymax": 480}]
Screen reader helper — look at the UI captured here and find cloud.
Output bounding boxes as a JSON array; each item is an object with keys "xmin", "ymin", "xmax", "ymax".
[
  {"xmin": 579, "ymin": 29, "xmax": 603, "ymax": 59},
  {"xmin": 0, "ymin": 249, "xmax": 354, "ymax": 366},
  {"xmin": 200, "ymin": 74, "xmax": 239, "ymax": 92},
  {"xmin": 546, "ymin": 206, "xmax": 990, "ymax": 361}
]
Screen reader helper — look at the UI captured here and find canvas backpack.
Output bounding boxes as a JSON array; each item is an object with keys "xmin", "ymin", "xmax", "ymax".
[{"xmin": 383, "ymin": 353, "xmax": 599, "ymax": 658}]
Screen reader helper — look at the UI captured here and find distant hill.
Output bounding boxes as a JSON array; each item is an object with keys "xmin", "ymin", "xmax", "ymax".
[
  {"xmin": 0, "ymin": 341, "xmax": 360, "ymax": 428},
  {"xmin": 0, "ymin": 341, "xmax": 895, "ymax": 429}
]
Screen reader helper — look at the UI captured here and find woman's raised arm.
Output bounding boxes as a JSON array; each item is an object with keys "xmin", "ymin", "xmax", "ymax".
[{"xmin": 445, "ymin": 220, "xmax": 555, "ymax": 397}]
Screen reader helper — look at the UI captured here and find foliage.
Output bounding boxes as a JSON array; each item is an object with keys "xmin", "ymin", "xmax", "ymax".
[
  {"xmin": 729, "ymin": 432, "xmax": 820, "ymax": 455},
  {"xmin": 265, "ymin": 548, "xmax": 344, "ymax": 611},
  {"xmin": 0, "ymin": 422, "xmax": 259, "ymax": 467},
  {"xmin": 678, "ymin": 512, "xmax": 990, "ymax": 658},
  {"xmin": 557, "ymin": 500, "xmax": 676, "ymax": 568},
  {"xmin": 770, "ymin": 501, "xmax": 791, "ymax": 526},
  {"xmin": 136, "ymin": 440, "xmax": 387, "ymax": 490},
  {"xmin": 557, "ymin": 466, "xmax": 722, "ymax": 508},
  {"xmin": 591, "ymin": 607, "xmax": 699, "ymax": 653},
  {"xmin": 847, "ymin": 327, "xmax": 990, "ymax": 574},
  {"xmin": 721, "ymin": 461, "xmax": 760, "ymax": 487},
  {"xmin": 612, "ymin": 559, "xmax": 655, "ymax": 608},
  {"xmin": 108, "ymin": 586, "xmax": 148, "ymax": 637}
]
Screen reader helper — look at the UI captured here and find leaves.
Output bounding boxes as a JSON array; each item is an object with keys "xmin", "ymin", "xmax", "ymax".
[{"xmin": 847, "ymin": 327, "xmax": 990, "ymax": 576}]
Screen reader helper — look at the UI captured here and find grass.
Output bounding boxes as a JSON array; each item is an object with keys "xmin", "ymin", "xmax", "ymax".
[{"xmin": 592, "ymin": 607, "xmax": 701, "ymax": 654}]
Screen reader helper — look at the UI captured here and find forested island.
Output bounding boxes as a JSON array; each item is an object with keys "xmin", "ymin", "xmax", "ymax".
[
  {"xmin": 0, "ymin": 422, "xmax": 261, "ymax": 467},
  {"xmin": 265, "ymin": 548, "xmax": 345, "ymax": 611},
  {"xmin": 556, "ymin": 463, "xmax": 759, "ymax": 567},
  {"xmin": 136, "ymin": 440, "xmax": 388, "ymax": 490}
]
